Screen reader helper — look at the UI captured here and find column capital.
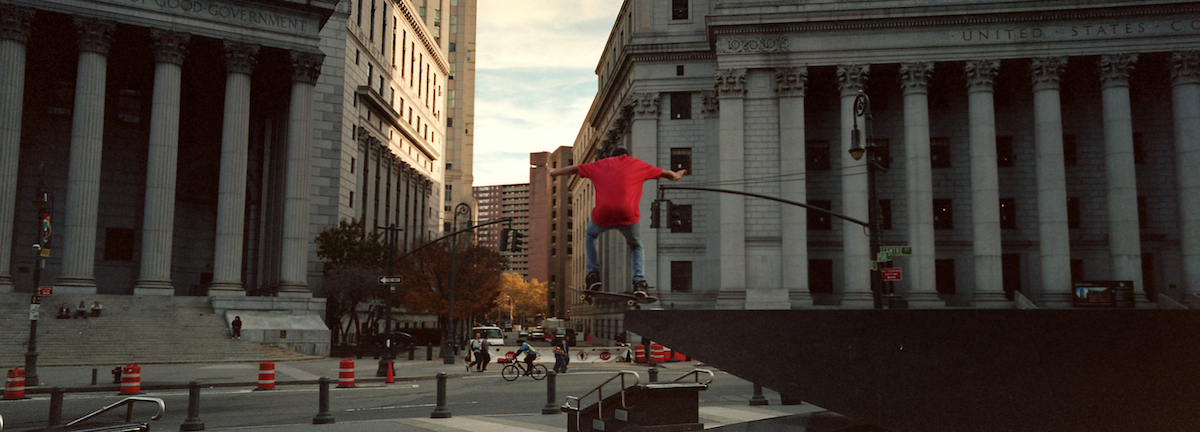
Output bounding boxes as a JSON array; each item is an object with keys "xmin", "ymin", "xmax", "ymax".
[
  {"xmin": 223, "ymin": 41, "xmax": 259, "ymax": 75},
  {"xmin": 290, "ymin": 50, "xmax": 324, "ymax": 85},
  {"xmin": 1030, "ymin": 56, "xmax": 1068, "ymax": 91},
  {"xmin": 0, "ymin": 4, "xmax": 34, "ymax": 44},
  {"xmin": 964, "ymin": 60, "xmax": 1000, "ymax": 92},
  {"xmin": 701, "ymin": 90, "xmax": 719, "ymax": 118},
  {"xmin": 715, "ymin": 68, "xmax": 747, "ymax": 99},
  {"xmin": 1170, "ymin": 51, "xmax": 1200, "ymax": 86},
  {"xmin": 150, "ymin": 29, "xmax": 190, "ymax": 65},
  {"xmin": 837, "ymin": 64, "xmax": 870, "ymax": 97},
  {"xmin": 73, "ymin": 17, "xmax": 116, "ymax": 55},
  {"xmin": 900, "ymin": 62, "xmax": 934, "ymax": 95},
  {"xmin": 629, "ymin": 92, "xmax": 659, "ymax": 120},
  {"xmin": 774, "ymin": 66, "xmax": 808, "ymax": 98},
  {"xmin": 1099, "ymin": 54, "xmax": 1138, "ymax": 88}
]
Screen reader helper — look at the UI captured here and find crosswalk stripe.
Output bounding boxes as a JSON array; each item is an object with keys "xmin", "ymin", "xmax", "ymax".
[{"xmin": 398, "ymin": 416, "xmax": 562, "ymax": 432}]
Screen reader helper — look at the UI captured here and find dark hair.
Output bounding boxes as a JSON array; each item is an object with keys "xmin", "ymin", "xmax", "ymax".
[{"xmin": 609, "ymin": 147, "xmax": 629, "ymax": 158}]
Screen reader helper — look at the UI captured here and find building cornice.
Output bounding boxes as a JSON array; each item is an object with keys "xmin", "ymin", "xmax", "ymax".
[
  {"xmin": 355, "ymin": 86, "xmax": 440, "ymax": 162},
  {"xmin": 394, "ymin": 0, "xmax": 448, "ymax": 75}
]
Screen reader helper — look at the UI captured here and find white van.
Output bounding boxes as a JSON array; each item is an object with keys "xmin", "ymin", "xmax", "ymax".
[{"xmin": 471, "ymin": 325, "xmax": 505, "ymax": 347}]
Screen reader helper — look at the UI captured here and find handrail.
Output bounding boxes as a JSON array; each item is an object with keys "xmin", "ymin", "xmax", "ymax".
[
  {"xmin": 673, "ymin": 368, "xmax": 715, "ymax": 385},
  {"xmin": 562, "ymin": 370, "xmax": 640, "ymax": 432},
  {"xmin": 65, "ymin": 397, "xmax": 165, "ymax": 427}
]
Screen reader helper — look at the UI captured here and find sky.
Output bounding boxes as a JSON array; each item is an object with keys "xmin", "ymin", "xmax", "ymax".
[{"xmin": 471, "ymin": 0, "xmax": 623, "ymax": 187}]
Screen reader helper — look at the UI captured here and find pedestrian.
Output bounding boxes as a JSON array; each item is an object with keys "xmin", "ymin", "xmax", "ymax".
[
  {"xmin": 231, "ymin": 316, "xmax": 242, "ymax": 340},
  {"xmin": 550, "ymin": 147, "xmax": 686, "ymax": 296},
  {"xmin": 73, "ymin": 300, "xmax": 89, "ymax": 319},
  {"xmin": 89, "ymin": 300, "xmax": 103, "ymax": 317},
  {"xmin": 553, "ymin": 337, "xmax": 570, "ymax": 374},
  {"xmin": 467, "ymin": 333, "xmax": 491, "ymax": 372},
  {"xmin": 515, "ymin": 338, "xmax": 538, "ymax": 375}
]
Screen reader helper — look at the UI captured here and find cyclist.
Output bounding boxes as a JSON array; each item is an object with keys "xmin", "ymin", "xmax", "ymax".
[{"xmin": 515, "ymin": 339, "xmax": 538, "ymax": 375}]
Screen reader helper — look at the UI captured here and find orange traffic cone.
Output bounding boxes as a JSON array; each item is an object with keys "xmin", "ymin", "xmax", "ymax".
[{"xmin": 386, "ymin": 361, "xmax": 394, "ymax": 384}]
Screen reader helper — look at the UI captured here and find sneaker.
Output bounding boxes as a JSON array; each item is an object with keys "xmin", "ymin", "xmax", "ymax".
[
  {"xmin": 586, "ymin": 272, "xmax": 602, "ymax": 291},
  {"xmin": 632, "ymin": 280, "xmax": 650, "ymax": 297}
]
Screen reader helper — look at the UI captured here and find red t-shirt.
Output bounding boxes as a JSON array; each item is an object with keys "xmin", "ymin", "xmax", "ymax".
[{"xmin": 577, "ymin": 155, "xmax": 663, "ymax": 227}]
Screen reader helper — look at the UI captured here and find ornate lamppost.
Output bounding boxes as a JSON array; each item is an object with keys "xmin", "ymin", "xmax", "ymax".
[
  {"xmin": 25, "ymin": 164, "xmax": 51, "ymax": 386},
  {"xmin": 444, "ymin": 202, "xmax": 471, "ymax": 364},
  {"xmin": 848, "ymin": 90, "xmax": 885, "ymax": 310}
]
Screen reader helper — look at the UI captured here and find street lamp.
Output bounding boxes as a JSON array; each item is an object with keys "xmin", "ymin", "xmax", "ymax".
[
  {"xmin": 444, "ymin": 202, "xmax": 471, "ymax": 364},
  {"xmin": 25, "ymin": 163, "xmax": 50, "ymax": 386},
  {"xmin": 375, "ymin": 224, "xmax": 403, "ymax": 377},
  {"xmin": 848, "ymin": 90, "xmax": 885, "ymax": 310}
]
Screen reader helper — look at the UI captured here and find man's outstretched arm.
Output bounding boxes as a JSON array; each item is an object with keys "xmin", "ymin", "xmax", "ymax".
[
  {"xmin": 550, "ymin": 165, "xmax": 579, "ymax": 177},
  {"xmin": 660, "ymin": 168, "xmax": 687, "ymax": 181}
]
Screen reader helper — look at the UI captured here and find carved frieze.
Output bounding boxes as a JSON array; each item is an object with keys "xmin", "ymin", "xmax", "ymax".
[
  {"xmin": 290, "ymin": 50, "xmax": 325, "ymax": 85},
  {"xmin": 1099, "ymin": 54, "xmax": 1138, "ymax": 87},
  {"xmin": 715, "ymin": 68, "xmax": 747, "ymax": 98},
  {"xmin": 1171, "ymin": 51, "xmax": 1200, "ymax": 86},
  {"xmin": 719, "ymin": 36, "xmax": 788, "ymax": 54},
  {"xmin": 630, "ymin": 92, "xmax": 659, "ymax": 120},
  {"xmin": 899, "ymin": 62, "xmax": 933, "ymax": 94},
  {"xmin": 964, "ymin": 60, "xmax": 1000, "ymax": 92},
  {"xmin": 701, "ymin": 90, "xmax": 719, "ymax": 118},
  {"xmin": 224, "ymin": 41, "xmax": 260, "ymax": 75},
  {"xmin": 151, "ymin": 29, "xmax": 190, "ymax": 65},
  {"xmin": 837, "ymin": 64, "xmax": 869, "ymax": 97},
  {"xmin": 1030, "ymin": 56, "xmax": 1068, "ymax": 90},
  {"xmin": 775, "ymin": 67, "xmax": 808, "ymax": 98},
  {"xmin": 0, "ymin": 4, "xmax": 34, "ymax": 44},
  {"xmin": 74, "ymin": 17, "xmax": 116, "ymax": 55}
]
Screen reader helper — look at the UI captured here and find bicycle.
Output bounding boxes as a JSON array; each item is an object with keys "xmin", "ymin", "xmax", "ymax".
[{"xmin": 501, "ymin": 355, "xmax": 548, "ymax": 381}]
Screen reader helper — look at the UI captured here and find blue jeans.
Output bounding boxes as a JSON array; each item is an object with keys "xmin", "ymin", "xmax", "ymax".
[{"xmin": 585, "ymin": 220, "xmax": 645, "ymax": 283}]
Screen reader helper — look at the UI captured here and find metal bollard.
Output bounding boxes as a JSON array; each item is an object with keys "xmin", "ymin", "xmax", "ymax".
[
  {"xmin": 749, "ymin": 383, "xmax": 769, "ymax": 406},
  {"xmin": 312, "ymin": 377, "xmax": 335, "ymax": 424},
  {"xmin": 408, "ymin": 346, "xmax": 415, "ymax": 361},
  {"xmin": 92, "ymin": 368, "xmax": 97, "ymax": 386},
  {"xmin": 48, "ymin": 387, "xmax": 64, "ymax": 427},
  {"xmin": 430, "ymin": 372, "xmax": 451, "ymax": 418},
  {"xmin": 426, "ymin": 343, "xmax": 433, "ymax": 361},
  {"xmin": 180, "ymin": 381, "xmax": 205, "ymax": 431},
  {"xmin": 648, "ymin": 367, "xmax": 658, "ymax": 383},
  {"xmin": 541, "ymin": 371, "xmax": 559, "ymax": 415}
]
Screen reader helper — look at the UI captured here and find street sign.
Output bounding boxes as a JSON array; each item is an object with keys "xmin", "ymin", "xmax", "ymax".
[
  {"xmin": 363, "ymin": 298, "xmax": 386, "ymax": 306},
  {"xmin": 38, "ymin": 286, "xmax": 53, "ymax": 296},
  {"xmin": 378, "ymin": 276, "xmax": 404, "ymax": 284},
  {"xmin": 882, "ymin": 268, "xmax": 902, "ymax": 281},
  {"xmin": 29, "ymin": 304, "xmax": 39, "ymax": 321},
  {"xmin": 880, "ymin": 246, "xmax": 912, "ymax": 256}
]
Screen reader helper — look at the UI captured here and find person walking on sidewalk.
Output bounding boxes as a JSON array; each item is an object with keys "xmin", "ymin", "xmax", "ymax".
[
  {"xmin": 467, "ymin": 333, "xmax": 491, "ymax": 372},
  {"xmin": 552, "ymin": 336, "xmax": 570, "ymax": 374},
  {"xmin": 549, "ymin": 147, "xmax": 686, "ymax": 296}
]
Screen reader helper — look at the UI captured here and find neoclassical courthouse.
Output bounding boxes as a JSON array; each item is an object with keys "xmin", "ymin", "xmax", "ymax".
[
  {"xmin": 570, "ymin": 0, "xmax": 1200, "ymax": 328},
  {"xmin": 0, "ymin": 0, "xmax": 448, "ymax": 298}
]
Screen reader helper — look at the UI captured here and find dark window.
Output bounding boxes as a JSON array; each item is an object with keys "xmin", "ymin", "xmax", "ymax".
[
  {"xmin": 935, "ymin": 259, "xmax": 956, "ymax": 294},
  {"xmin": 676, "ymin": 65, "xmax": 685, "ymax": 76},
  {"xmin": 931, "ymin": 138, "xmax": 951, "ymax": 168},
  {"xmin": 1000, "ymin": 198, "xmax": 1017, "ymax": 229},
  {"xmin": 879, "ymin": 199, "xmax": 892, "ymax": 230},
  {"xmin": 1138, "ymin": 196, "xmax": 1148, "ymax": 229},
  {"xmin": 104, "ymin": 228, "xmax": 135, "ymax": 262},
  {"xmin": 671, "ymin": 261, "xmax": 693, "ymax": 292},
  {"xmin": 997, "ymin": 136, "xmax": 1015, "ymax": 167},
  {"xmin": 1070, "ymin": 259, "xmax": 1083, "ymax": 283},
  {"xmin": 669, "ymin": 204, "xmax": 692, "ymax": 233},
  {"xmin": 806, "ymin": 140, "xmax": 830, "ymax": 171},
  {"xmin": 670, "ymin": 148, "xmax": 692, "ymax": 173},
  {"xmin": 934, "ymin": 199, "xmax": 953, "ymax": 230},
  {"xmin": 671, "ymin": 0, "xmax": 688, "ymax": 20},
  {"xmin": 1133, "ymin": 132, "xmax": 1145, "ymax": 164},
  {"xmin": 872, "ymin": 139, "xmax": 890, "ymax": 170},
  {"xmin": 670, "ymin": 92, "xmax": 691, "ymax": 120},
  {"xmin": 449, "ymin": 42, "xmax": 455, "ymax": 52},
  {"xmin": 809, "ymin": 259, "xmax": 834, "ymax": 294},
  {"xmin": 808, "ymin": 200, "xmax": 832, "ymax": 230},
  {"xmin": 1002, "ymin": 254, "xmax": 1021, "ymax": 300},
  {"xmin": 1062, "ymin": 134, "xmax": 1078, "ymax": 166},
  {"xmin": 1067, "ymin": 197, "xmax": 1081, "ymax": 229},
  {"xmin": 447, "ymin": 117, "xmax": 453, "ymax": 127}
]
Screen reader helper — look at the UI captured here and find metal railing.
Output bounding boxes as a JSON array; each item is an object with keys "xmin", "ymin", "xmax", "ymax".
[
  {"xmin": 562, "ymin": 370, "xmax": 640, "ymax": 431},
  {"xmin": 672, "ymin": 369, "xmax": 715, "ymax": 385},
  {"xmin": 65, "ymin": 396, "xmax": 165, "ymax": 428}
]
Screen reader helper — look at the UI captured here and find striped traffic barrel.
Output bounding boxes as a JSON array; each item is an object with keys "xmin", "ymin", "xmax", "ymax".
[
  {"xmin": 3, "ymin": 368, "xmax": 25, "ymax": 399},
  {"xmin": 257, "ymin": 361, "xmax": 276, "ymax": 390},
  {"xmin": 337, "ymin": 358, "xmax": 356, "ymax": 388},
  {"xmin": 650, "ymin": 343, "xmax": 666, "ymax": 363},
  {"xmin": 634, "ymin": 345, "xmax": 646, "ymax": 363},
  {"xmin": 119, "ymin": 364, "xmax": 141, "ymax": 395}
]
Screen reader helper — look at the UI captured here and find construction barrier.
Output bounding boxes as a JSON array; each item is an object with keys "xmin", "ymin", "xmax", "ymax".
[
  {"xmin": 337, "ymin": 358, "xmax": 355, "ymax": 388},
  {"xmin": 635, "ymin": 345, "xmax": 646, "ymax": 363},
  {"xmin": 674, "ymin": 351, "xmax": 687, "ymax": 362},
  {"xmin": 650, "ymin": 343, "xmax": 666, "ymax": 363},
  {"xmin": 257, "ymin": 361, "xmax": 275, "ymax": 390},
  {"xmin": 120, "ymin": 364, "xmax": 141, "ymax": 395},
  {"xmin": 4, "ymin": 368, "xmax": 25, "ymax": 400},
  {"xmin": 570, "ymin": 347, "xmax": 631, "ymax": 363}
]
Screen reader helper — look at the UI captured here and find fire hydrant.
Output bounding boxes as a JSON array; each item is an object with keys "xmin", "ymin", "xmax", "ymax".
[{"xmin": 111, "ymin": 366, "xmax": 122, "ymax": 384}]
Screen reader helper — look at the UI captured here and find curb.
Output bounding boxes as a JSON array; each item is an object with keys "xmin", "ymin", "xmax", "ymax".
[{"xmin": 18, "ymin": 373, "xmax": 473, "ymax": 395}]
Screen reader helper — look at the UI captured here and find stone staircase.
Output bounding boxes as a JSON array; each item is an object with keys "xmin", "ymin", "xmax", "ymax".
[{"xmin": 0, "ymin": 293, "xmax": 319, "ymax": 367}]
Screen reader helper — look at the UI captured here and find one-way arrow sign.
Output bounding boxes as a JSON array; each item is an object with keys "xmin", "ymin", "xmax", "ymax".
[{"xmin": 378, "ymin": 276, "xmax": 404, "ymax": 284}]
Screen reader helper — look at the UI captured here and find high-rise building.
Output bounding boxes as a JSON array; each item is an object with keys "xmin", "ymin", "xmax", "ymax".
[
  {"xmin": 547, "ymin": 147, "xmax": 575, "ymax": 318},
  {"xmin": 473, "ymin": 183, "xmax": 530, "ymax": 277},
  {"xmin": 528, "ymin": 152, "xmax": 552, "ymax": 284}
]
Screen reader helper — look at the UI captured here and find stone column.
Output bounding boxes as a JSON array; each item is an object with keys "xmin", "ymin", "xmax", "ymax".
[
  {"xmin": 1099, "ymin": 54, "xmax": 1144, "ymax": 294},
  {"xmin": 278, "ymin": 51, "xmax": 323, "ymax": 297},
  {"xmin": 209, "ymin": 41, "xmax": 259, "ymax": 297},
  {"xmin": 1030, "ymin": 57, "xmax": 1072, "ymax": 305},
  {"xmin": 714, "ymin": 69, "xmax": 747, "ymax": 309},
  {"xmin": 838, "ymin": 64, "xmax": 872, "ymax": 307},
  {"xmin": 899, "ymin": 62, "xmax": 939, "ymax": 307},
  {"xmin": 1170, "ymin": 51, "xmax": 1200, "ymax": 302},
  {"xmin": 774, "ymin": 66, "xmax": 808, "ymax": 308},
  {"xmin": 57, "ymin": 18, "xmax": 116, "ymax": 295},
  {"xmin": 965, "ymin": 60, "xmax": 1007, "ymax": 306},
  {"xmin": 133, "ymin": 29, "xmax": 190, "ymax": 296},
  {"xmin": 0, "ymin": 5, "xmax": 33, "ymax": 293},
  {"xmin": 629, "ymin": 93, "xmax": 660, "ymax": 287}
]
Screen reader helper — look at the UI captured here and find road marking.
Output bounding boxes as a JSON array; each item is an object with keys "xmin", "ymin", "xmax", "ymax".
[
  {"xmin": 399, "ymin": 415, "xmax": 560, "ymax": 432},
  {"xmin": 345, "ymin": 400, "xmax": 478, "ymax": 412}
]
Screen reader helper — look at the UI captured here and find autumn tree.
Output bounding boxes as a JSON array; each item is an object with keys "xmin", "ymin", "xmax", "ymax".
[
  {"xmin": 314, "ymin": 218, "xmax": 390, "ymax": 346},
  {"xmin": 393, "ymin": 237, "xmax": 506, "ymax": 344},
  {"xmin": 496, "ymin": 272, "xmax": 548, "ymax": 324}
]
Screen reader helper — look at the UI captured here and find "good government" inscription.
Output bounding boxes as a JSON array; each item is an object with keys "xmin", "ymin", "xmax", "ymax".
[{"xmin": 120, "ymin": 0, "xmax": 311, "ymax": 33}]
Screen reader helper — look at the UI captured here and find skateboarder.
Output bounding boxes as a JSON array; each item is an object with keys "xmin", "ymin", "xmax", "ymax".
[{"xmin": 549, "ymin": 147, "xmax": 686, "ymax": 296}]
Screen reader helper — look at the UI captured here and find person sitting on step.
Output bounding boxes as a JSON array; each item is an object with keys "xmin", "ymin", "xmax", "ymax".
[
  {"xmin": 73, "ymin": 300, "xmax": 89, "ymax": 319},
  {"xmin": 90, "ymin": 300, "xmax": 103, "ymax": 317}
]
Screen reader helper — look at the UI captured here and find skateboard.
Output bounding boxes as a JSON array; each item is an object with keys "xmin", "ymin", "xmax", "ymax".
[{"xmin": 568, "ymin": 286, "xmax": 658, "ymax": 309}]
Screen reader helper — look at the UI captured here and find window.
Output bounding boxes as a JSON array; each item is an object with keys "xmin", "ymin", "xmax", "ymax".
[
  {"xmin": 349, "ymin": 191, "xmax": 353, "ymax": 208},
  {"xmin": 931, "ymin": 137, "xmax": 951, "ymax": 168},
  {"xmin": 670, "ymin": 148, "xmax": 691, "ymax": 173},
  {"xmin": 935, "ymin": 259, "xmax": 956, "ymax": 294},
  {"xmin": 806, "ymin": 140, "xmax": 831, "ymax": 170},
  {"xmin": 872, "ymin": 139, "xmax": 890, "ymax": 170},
  {"xmin": 104, "ymin": 228, "xmax": 135, "ymax": 262},
  {"xmin": 449, "ymin": 42, "xmax": 455, "ymax": 52},
  {"xmin": 676, "ymin": 65, "xmax": 685, "ymax": 76},
  {"xmin": 934, "ymin": 199, "xmax": 953, "ymax": 230},
  {"xmin": 671, "ymin": 261, "xmax": 693, "ymax": 292},
  {"xmin": 1063, "ymin": 134, "xmax": 1078, "ymax": 166},
  {"xmin": 447, "ymin": 117, "xmax": 453, "ymax": 127},
  {"xmin": 1070, "ymin": 259, "xmax": 1083, "ymax": 283},
  {"xmin": 1067, "ymin": 197, "xmax": 1081, "ymax": 229},
  {"xmin": 808, "ymin": 200, "xmax": 832, "ymax": 230},
  {"xmin": 1000, "ymin": 198, "xmax": 1016, "ymax": 229},
  {"xmin": 670, "ymin": 92, "xmax": 691, "ymax": 119},
  {"xmin": 879, "ymin": 199, "xmax": 892, "ymax": 230},
  {"xmin": 997, "ymin": 136, "xmax": 1014, "ymax": 167},
  {"xmin": 1002, "ymin": 254, "xmax": 1021, "ymax": 300},
  {"xmin": 809, "ymin": 259, "xmax": 834, "ymax": 294},
  {"xmin": 669, "ymin": 204, "xmax": 692, "ymax": 233},
  {"xmin": 672, "ymin": 0, "xmax": 688, "ymax": 20}
]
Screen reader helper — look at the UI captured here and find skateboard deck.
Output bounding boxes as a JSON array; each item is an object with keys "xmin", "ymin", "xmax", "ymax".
[{"xmin": 569, "ymin": 286, "xmax": 658, "ymax": 308}]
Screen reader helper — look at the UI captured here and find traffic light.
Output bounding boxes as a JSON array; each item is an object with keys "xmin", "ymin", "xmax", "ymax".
[
  {"xmin": 650, "ymin": 200, "xmax": 662, "ymax": 229},
  {"xmin": 500, "ymin": 227, "xmax": 511, "ymax": 251},
  {"xmin": 510, "ymin": 230, "xmax": 525, "ymax": 253}
]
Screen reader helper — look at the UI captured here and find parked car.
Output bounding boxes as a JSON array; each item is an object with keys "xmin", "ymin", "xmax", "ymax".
[
  {"xmin": 530, "ymin": 328, "xmax": 545, "ymax": 340},
  {"xmin": 519, "ymin": 330, "xmax": 530, "ymax": 338},
  {"xmin": 471, "ymin": 325, "xmax": 505, "ymax": 346},
  {"xmin": 554, "ymin": 328, "xmax": 577, "ymax": 346}
]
